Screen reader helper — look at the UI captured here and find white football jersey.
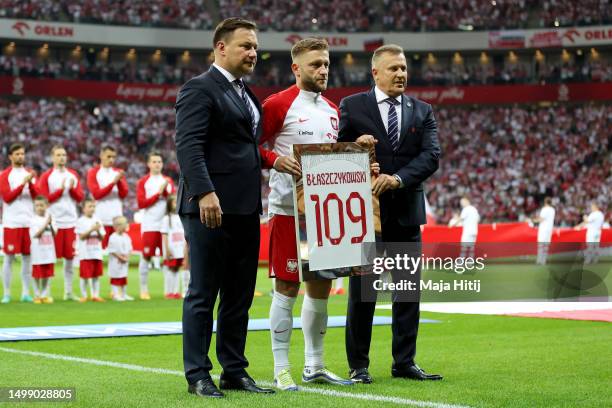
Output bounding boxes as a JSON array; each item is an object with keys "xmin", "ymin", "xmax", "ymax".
[
  {"xmin": 160, "ymin": 214, "xmax": 185, "ymax": 259},
  {"xmin": 262, "ymin": 85, "xmax": 339, "ymax": 217},
  {"xmin": 29, "ymin": 214, "xmax": 56, "ymax": 265},
  {"xmin": 107, "ymin": 232, "xmax": 132, "ymax": 279},
  {"xmin": 586, "ymin": 210, "xmax": 604, "ymax": 242},
  {"xmin": 537, "ymin": 206, "xmax": 555, "ymax": 242},
  {"xmin": 76, "ymin": 215, "xmax": 105, "ymax": 260}
]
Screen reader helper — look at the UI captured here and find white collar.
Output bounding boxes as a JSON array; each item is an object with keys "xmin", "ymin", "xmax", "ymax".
[
  {"xmin": 213, "ymin": 63, "xmax": 238, "ymax": 84},
  {"xmin": 375, "ymin": 86, "xmax": 402, "ymax": 105},
  {"xmin": 298, "ymin": 86, "xmax": 320, "ymax": 101}
]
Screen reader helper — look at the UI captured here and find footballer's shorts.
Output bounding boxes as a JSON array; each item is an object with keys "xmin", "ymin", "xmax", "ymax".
[
  {"xmin": 268, "ymin": 214, "xmax": 300, "ymax": 283},
  {"xmin": 163, "ymin": 258, "xmax": 184, "ymax": 270},
  {"xmin": 141, "ymin": 231, "xmax": 162, "ymax": 259},
  {"xmin": 110, "ymin": 277, "xmax": 127, "ymax": 286},
  {"xmin": 102, "ymin": 225, "xmax": 115, "ymax": 249},
  {"xmin": 3, "ymin": 227, "xmax": 31, "ymax": 255},
  {"xmin": 79, "ymin": 259, "xmax": 103, "ymax": 279},
  {"xmin": 54, "ymin": 227, "xmax": 76, "ymax": 259},
  {"xmin": 32, "ymin": 264, "xmax": 54, "ymax": 279}
]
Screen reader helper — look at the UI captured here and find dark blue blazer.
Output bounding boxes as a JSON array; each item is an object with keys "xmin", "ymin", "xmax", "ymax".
[
  {"xmin": 338, "ymin": 88, "xmax": 440, "ymax": 226},
  {"xmin": 174, "ymin": 66, "xmax": 264, "ymax": 216}
]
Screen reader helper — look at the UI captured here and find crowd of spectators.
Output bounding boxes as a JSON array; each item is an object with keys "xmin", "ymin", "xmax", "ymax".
[
  {"xmin": 2, "ymin": 53, "xmax": 610, "ymax": 88},
  {"xmin": 381, "ymin": 0, "xmax": 533, "ymax": 32},
  {"xmin": 1, "ymin": 98, "xmax": 608, "ymax": 225},
  {"xmin": 0, "ymin": 0, "xmax": 214, "ymax": 29},
  {"xmin": 429, "ymin": 104, "xmax": 610, "ymax": 225},
  {"xmin": 0, "ymin": 0, "xmax": 609, "ymax": 31},
  {"xmin": 218, "ymin": 0, "xmax": 374, "ymax": 32},
  {"xmin": 537, "ymin": 0, "xmax": 611, "ymax": 29}
]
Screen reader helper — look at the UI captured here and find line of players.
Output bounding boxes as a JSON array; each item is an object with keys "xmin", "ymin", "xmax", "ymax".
[
  {"xmin": 0, "ymin": 143, "xmax": 188, "ymax": 303},
  {"xmin": 449, "ymin": 196, "xmax": 606, "ymax": 267}
]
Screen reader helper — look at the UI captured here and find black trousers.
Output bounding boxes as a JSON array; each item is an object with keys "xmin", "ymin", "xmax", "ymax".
[
  {"xmin": 181, "ymin": 212, "xmax": 260, "ymax": 384},
  {"xmin": 346, "ymin": 218, "xmax": 421, "ymax": 370}
]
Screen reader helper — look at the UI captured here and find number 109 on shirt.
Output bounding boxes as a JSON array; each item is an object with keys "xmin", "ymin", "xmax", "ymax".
[{"xmin": 293, "ymin": 144, "xmax": 376, "ymax": 274}]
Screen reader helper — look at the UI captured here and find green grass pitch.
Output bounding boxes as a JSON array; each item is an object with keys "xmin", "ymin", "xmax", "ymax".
[{"xmin": 0, "ymin": 257, "xmax": 610, "ymax": 407}]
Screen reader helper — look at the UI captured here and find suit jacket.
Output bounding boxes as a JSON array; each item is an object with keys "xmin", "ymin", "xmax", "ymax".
[
  {"xmin": 338, "ymin": 88, "xmax": 440, "ymax": 226},
  {"xmin": 175, "ymin": 66, "xmax": 273, "ymax": 216}
]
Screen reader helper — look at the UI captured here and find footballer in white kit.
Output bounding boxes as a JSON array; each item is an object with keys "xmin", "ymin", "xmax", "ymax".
[
  {"xmin": 36, "ymin": 145, "xmax": 85, "ymax": 300},
  {"xmin": 160, "ymin": 195, "xmax": 188, "ymax": 299},
  {"xmin": 261, "ymin": 38, "xmax": 354, "ymax": 390},
  {"xmin": 136, "ymin": 151, "xmax": 176, "ymax": 299},
  {"xmin": 86, "ymin": 145, "xmax": 129, "ymax": 248},
  {"xmin": 533, "ymin": 197, "xmax": 555, "ymax": 265},
  {"xmin": 107, "ymin": 216, "xmax": 133, "ymax": 301},
  {"xmin": 76, "ymin": 199, "xmax": 106, "ymax": 302},
  {"xmin": 0, "ymin": 143, "xmax": 37, "ymax": 303},
  {"xmin": 29, "ymin": 196, "xmax": 56, "ymax": 303},
  {"xmin": 449, "ymin": 197, "xmax": 479, "ymax": 263},
  {"xmin": 576, "ymin": 202, "xmax": 605, "ymax": 264}
]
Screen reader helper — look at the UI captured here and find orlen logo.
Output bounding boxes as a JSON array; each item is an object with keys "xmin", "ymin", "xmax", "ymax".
[
  {"xmin": 561, "ymin": 29, "xmax": 580, "ymax": 43},
  {"xmin": 11, "ymin": 21, "xmax": 74, "ymax": 37},
  {"xmin": 11, "ymin": 21, "xmax": 30, "ymax": 36}
]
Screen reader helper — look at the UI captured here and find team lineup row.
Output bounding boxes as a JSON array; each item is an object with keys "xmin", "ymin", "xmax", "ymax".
[{"xmin": 1, "ymin": 144, "xmax": 186, "ymax": 303}]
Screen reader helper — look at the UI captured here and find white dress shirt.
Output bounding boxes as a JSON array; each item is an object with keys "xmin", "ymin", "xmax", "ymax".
[
  {"xmin": 374, "ymin": 86, "xmax": 402, "ymax": 135},
  {"xmin": 374, "ymin": 86, "xmax": 405, "ymax": 187}
]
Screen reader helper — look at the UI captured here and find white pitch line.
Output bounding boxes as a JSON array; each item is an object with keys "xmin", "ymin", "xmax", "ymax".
[{"xmin": 0, "ymin": 346, "xmax": 470, "ymax": 408}]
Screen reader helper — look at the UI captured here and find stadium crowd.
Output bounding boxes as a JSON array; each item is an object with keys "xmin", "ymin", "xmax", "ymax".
[
  {"xmin": 1, "ymin": 98, "xmax": 608, "ymax": 225},
  {"xmin": 0, "ymin": 0, "xmax": 609, "ymax": 31},
  {"xmin": 2, "ymin": 53, "xmax": 610, "ymax": 87},
  {"xmin": 429, "ymin": 104, "xmax": 611, "ymax": 225}
]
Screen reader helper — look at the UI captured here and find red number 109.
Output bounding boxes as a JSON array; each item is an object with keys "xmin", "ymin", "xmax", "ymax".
[{"xmin": 310, "ymin": 192, "xmax": 367, "ymax": 247}]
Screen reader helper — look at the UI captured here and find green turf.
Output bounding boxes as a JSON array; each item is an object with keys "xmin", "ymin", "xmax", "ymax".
[{"xmin": 0, "ymin": 257, "xmax": 611, "ymax": 407}]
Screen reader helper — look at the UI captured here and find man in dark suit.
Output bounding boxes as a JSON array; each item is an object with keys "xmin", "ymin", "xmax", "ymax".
[
  {"xmin": 174, "ymin": 18, "xmax": 290, "ymax": 398},
  {"xmin": 338, "ymin": 44, "xmax": 442, "ymax": 384}
]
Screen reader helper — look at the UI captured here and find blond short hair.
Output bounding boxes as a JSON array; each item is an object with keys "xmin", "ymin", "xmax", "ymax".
[
  {"xmin": 291, "ymin": 38, "xmax": 329, "ymax": 61},
  {"xmin": 113, "ymin": 216, "xmax": 128, "ymax": 227},
  {"xmin": 371, "ymin": 44, "xmax": 404, "ymax": 68}
]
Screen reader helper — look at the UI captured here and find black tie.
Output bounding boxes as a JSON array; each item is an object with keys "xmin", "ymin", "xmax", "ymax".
[{"xmin": 234, "ymin": 79, "xmax": 257, "ymax": 136}]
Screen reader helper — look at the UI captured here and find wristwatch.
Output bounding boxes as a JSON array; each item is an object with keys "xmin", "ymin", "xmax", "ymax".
[{"xmin": 392, "ymin": 174, "xmax": 404, "ymax": 188}]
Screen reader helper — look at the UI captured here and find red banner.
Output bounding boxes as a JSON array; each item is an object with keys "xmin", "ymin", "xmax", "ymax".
[{"xmin": 1, "ymin": 76, "xmax": 611, "ymax": 106}]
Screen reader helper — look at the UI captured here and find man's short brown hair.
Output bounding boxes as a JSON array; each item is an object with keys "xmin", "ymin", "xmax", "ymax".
[
  {"xmin": 213, "ymin": 17, "xmax": 257, "ymax": 47},
  {"xmin": 147, "ymin": 151, "xmax": 162, "ymax": 162},
  {"xmin": 101, "ymin": 145, "xmax": 116, "ymax": 153},
  {"xmin": 9, "ymin": 143, "xmax": 25, "ymax": 155},
  {"xmin": 371, "ymin": 44, "xmax": 404, "ymax": 67},
  {"xmin": 291, "ymin": 38, "xmax": 329, "ymax": 60}
]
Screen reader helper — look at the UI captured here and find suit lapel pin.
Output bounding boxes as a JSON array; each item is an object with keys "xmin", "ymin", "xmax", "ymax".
[{"xmin": 406, "ymin": 102, "xmax": 411, "ymax": 107}]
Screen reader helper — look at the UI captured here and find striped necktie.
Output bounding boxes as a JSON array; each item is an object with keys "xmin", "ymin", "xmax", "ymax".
[
  {"xmin": 384, "ymin": 98, "xmax": 400, "ymax": 151},
  {"xmin": 234, "ymin": 79, "xmax": 257, "ymax": 136}
]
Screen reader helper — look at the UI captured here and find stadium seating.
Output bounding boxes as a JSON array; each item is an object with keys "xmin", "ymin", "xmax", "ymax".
[{"xmin": 0, "ymin": 0, "xmax": 609, "ymax": 31}]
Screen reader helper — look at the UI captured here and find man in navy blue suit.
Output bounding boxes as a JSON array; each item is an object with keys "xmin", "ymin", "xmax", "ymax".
[
  {"xmin": 174, "ymin": 18, "xmax": 289, "ymax": 398},
  {"xmin": 338, "ymin": 44, "xmax": 442, "ymax": 384}
]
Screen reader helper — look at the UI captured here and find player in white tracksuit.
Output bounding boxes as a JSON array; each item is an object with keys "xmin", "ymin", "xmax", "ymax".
[
  {"xmin": 532, "ymin": 197, "xmax": 556, "ymax": 265},
  {"xmin": 575, "ymin": 202, "xmax": 605, "ymax": 264},
  {"xmin": 449, "ymin": 197, "xmax": 479, "ymax": 266}
]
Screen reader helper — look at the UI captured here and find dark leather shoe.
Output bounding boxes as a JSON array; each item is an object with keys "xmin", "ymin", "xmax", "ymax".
[
  {"xmin": 219, "ymin": 373, "xmax": 275, "ymax": 393},
  {"xmin": 349, "ymin": 368, "xmax": 373, "ymax": 384},
  {"xmin": 187, "ymin": 378, "xmax": 224, "ymax": 398},
  {"xmin": 392, "ymin": 364, "xmax": 443, "ymax": 381}
]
